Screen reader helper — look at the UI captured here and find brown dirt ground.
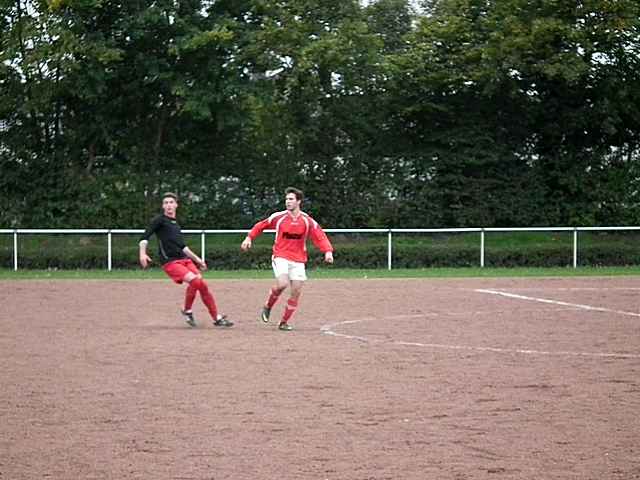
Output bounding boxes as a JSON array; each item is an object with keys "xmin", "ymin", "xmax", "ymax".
[{"xmin": 1, "ymin": 276, "xmax": 639, "ymax": 480}]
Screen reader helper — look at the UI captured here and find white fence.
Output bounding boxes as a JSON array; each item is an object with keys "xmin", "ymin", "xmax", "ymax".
[{"xmin": 1, "ymin": 226, "xmax": 639, "ymax": 271}]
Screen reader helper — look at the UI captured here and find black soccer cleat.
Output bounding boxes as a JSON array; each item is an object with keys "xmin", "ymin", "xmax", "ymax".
[
  {"xmin": 213, "ymin": 314, "xmax": 234, "ymax": 327},
  {"xmin": 181, "ymin": 309, "xmax": 196, "ymax": 327},
  {"xmin": 278, "ymin": 322, "xmax": 293, "ymax": 331},
  {"xmin": 261, "ymin": 306, "xmax": 271, "ymax": 323}
]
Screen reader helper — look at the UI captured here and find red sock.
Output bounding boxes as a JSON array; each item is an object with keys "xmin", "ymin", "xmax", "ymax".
[
  {"xmin": 282, "ymin": 298, "xmax": 299, "ymax": 323},
  {"xmin": 191, "ymin": 278, "xmax": 218, "ymax": 319},
  {"xmin": 184, "ymin": 282, "xmax": 198, "ymax": 311},
  {"xmin": 265, "ymin": 287, "xmax": 283, "ymax": 309}
]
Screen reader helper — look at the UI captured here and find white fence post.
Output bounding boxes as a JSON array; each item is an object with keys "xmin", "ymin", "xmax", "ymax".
[
  {"xmin": 201, "ymin": 231, "xmax": 206, "ymax": 259},
  {"xmin": 13, "ymin": 230, "xmax": 18, "ymax": 271},
  {"xmin": 480, "ymin": 229, "xmax": 485, "ymax": 268},
  {"xmin": 387, "ymin": 230, "xmax": 392, "ymax": 270},
  {"xmin": 573, "ymin": 228, "xmax": 578, "ymax": 268},
  {"xmin": 107, "ymin": 231, "xmax": 112, "ymax": 271}
]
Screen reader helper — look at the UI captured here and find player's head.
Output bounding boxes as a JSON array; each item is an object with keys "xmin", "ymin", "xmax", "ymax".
[
  {"xmin": 162, "ymin": 192, "xmax": 179, "ymax": 217},
  {"xmin": 284, "ymin": 187, "xmax": 303, "ymax": 212}
]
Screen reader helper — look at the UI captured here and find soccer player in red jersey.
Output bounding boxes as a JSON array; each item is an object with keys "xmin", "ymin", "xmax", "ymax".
[
  {"xmin": 240, "ymin": 187, "xmax": 334, "ymax": 331},
  {"xmin": 139, "ymin": 192, "xmax": 233, "ymax": 328}
]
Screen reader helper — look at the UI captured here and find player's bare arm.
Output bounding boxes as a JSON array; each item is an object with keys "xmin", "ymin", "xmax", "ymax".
[
  {"xmin": 139, "ymin": 240, "xmax": 152, "ymax": 268},
  {"xmin": 183, "ymin": 246, "xmax": 207, "ymax": 270}
]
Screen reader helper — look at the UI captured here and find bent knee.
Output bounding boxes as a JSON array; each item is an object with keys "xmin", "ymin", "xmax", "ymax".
[{"xmin": 274, "ymin": 280, "xmax": 288, "ymax": 291}]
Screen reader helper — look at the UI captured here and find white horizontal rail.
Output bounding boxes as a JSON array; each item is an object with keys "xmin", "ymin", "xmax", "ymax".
[
  {"xmin": 1, "ymin": 226, "xmax": 639, "ymax": 271},
  {"xmin": 577, "ymin": 226, "xmax": 640, "ymax": 231},
  {"xmin": 4, "ymin": 226, "xmax": 639, "ymax": 234},
  {"xmin": 391, "ymin": 228, "xmax": 481, "ymax": 233},
  {"xmin": 14, "ymin": 229, "xmax": 111, "ymax": 234},
  {"xmin": 487, "ymin": 227, "xmax": 578, "ymax": 232}
]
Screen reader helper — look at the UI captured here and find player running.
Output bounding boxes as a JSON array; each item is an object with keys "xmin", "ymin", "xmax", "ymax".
[
  {"xmin": 139, "ymin": 192, "xmax": 233, "ymax": 328},
  {"xmin": 240, "ymin": 187, "xmax": 334, "ymax": 331}
]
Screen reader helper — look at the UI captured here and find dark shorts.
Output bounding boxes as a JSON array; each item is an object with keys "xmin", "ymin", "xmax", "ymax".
[{"xmin": 163, "ymin": 258, "xmax": 200, "ymax": 284}]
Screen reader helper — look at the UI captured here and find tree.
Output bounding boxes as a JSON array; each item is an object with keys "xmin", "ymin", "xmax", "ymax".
[{"xmin": 387, "ymin": 0, "xmax": 640, "ymax": 226}]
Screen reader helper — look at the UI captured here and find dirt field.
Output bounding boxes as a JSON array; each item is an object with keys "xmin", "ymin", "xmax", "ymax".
[{"xmin": 1, "ymin": 276, "xmax": 639, "ymax": 480}]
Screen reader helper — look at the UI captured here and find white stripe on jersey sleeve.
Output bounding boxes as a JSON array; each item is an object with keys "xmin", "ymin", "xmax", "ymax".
[
  {"xmin": 300, "ymin": 215, "xmax": 310, "ymax": 252},
  {"xmin": 274, "ymin": 214, "xmax": 287, "ymax": 237},
  {"xmin": 268, "ymin": 210, "xmax": 288, "ymax": 222},
  {"xmin": 300, "ymin": 211, "xmax": 318, "ymax": 229}
]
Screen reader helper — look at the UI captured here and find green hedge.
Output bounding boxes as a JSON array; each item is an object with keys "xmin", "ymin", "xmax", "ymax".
[{"xmin": 3, "ymin": 241, "xmax": 639, "ymax": 269}]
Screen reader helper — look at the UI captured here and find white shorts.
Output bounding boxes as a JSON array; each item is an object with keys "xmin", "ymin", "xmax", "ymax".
[{"xmin": 272, "ymin": 256, "xmax": 307, "ymax": 281}]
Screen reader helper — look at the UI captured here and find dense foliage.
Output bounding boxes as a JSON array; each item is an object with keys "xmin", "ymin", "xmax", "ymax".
[
  {"xmin": 4, "ymin": 231, "xmax": 639, "ymax": 269},
  {"xmin": 1, "ymin": 0, "xmax": 639, "ymax": 228}
]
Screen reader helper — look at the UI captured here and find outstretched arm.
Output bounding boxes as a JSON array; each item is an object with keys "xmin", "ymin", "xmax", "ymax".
[
  {"xmin": 139, "ymin": 240, "xmax": 152, "ymax": 268},
  {"xmin": 183, "ymin": 246, "xmax": 207, "ymax": 270},
  {"xmin": 240, "ymin": 236, "xmax": 252, "ymax": 251},
  {"xmin": 310, "ymin": 221, "xmax": 334, "ymax": 263},
  {"xmin": 241, "ymin": 217, "xmax": 273, "ymax": 252},
  {"xmin": 324, "ymin": 251, "xmax": 334, "ymax": 264},
  {"xmin": 139, "ymin": 216, "xmax": 161, "ymax": 269}
]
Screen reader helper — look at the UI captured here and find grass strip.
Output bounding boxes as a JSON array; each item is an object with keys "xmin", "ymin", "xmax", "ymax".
[{"xmin": 1, "ymin": 266, "xmax": 639, "ymax": 280}]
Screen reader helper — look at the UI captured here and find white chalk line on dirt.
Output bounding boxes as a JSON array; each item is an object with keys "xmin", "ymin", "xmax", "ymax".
[
  {"xmin": 320, "ymin": 314, "xmax": 640, "ymax": 359},
  {"xmin": 475, "ymin": 289, "xmax": 640, "ymax": 318},
  {"xmin": 492, "ymin": 287, "xmax": 640, "ymax": 291},
  {"xmin": 396, "ymin": 308, "xmax": 579, "ymax": 317}
]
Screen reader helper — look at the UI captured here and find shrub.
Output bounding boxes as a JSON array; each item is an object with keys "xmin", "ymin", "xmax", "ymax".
[{"xmin": 3, "ymin": 234, "xmax": 639, "ymax": 269}]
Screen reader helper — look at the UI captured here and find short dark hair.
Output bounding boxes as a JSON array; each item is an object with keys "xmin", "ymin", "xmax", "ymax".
[
  {"xmin": 163, "ymin": 192, "xmax": 178, "ymax": 202},
  {"xmin": 285, "ymin": 187, "xmax": 303, "ymax": 202}
]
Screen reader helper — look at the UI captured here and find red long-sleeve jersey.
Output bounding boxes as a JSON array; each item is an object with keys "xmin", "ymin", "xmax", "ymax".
[{"xmin": 248, "ymin": 210, "xmax": 333, "ymax": 263}]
